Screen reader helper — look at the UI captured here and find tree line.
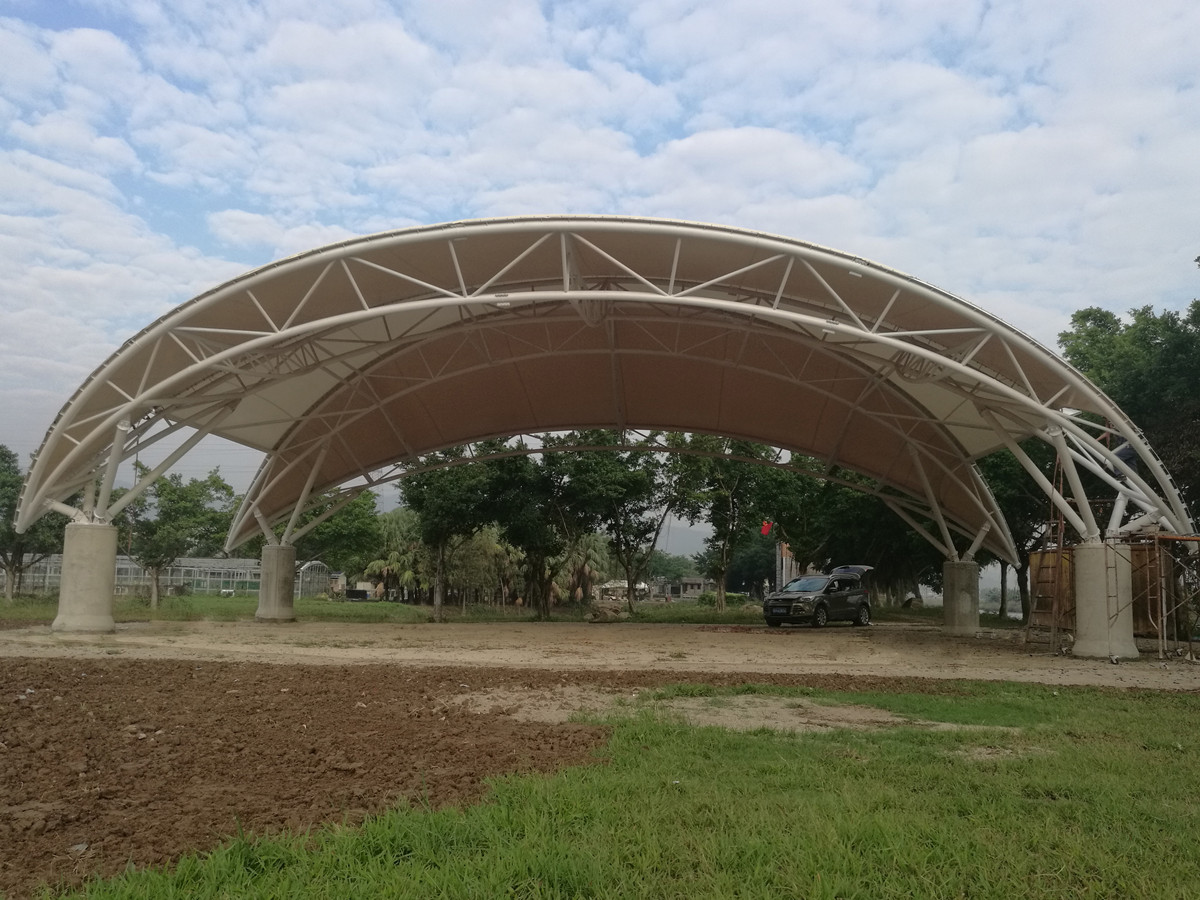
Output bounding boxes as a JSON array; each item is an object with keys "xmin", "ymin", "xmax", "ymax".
[
  {"xmin": 4, "ymin": 297, "xmax": 1198, "ymax": 616},
  {"xmin": 0, "ymin": 431, "xmax": 1047, "ymax": 616}
]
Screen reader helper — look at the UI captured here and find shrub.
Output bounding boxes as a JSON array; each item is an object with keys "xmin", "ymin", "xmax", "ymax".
[{"xmin": 696, "ymin": 591, "xmax": 749, "ymax": 607}]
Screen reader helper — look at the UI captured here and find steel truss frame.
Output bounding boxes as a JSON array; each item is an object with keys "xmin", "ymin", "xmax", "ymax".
[{"xmin": 17, "ymin": 217, "xmax": 1193, "ymax": 564}]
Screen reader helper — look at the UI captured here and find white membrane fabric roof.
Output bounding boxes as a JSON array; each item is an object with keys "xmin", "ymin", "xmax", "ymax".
[{"xmin": 17, "ymin": 216, "xmax": 1194, "ymax": 564}]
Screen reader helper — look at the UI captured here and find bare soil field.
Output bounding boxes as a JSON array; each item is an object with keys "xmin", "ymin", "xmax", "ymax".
[{"xmin": 3, "ymin": 619, "xmax": 1198, "ymax": 898}]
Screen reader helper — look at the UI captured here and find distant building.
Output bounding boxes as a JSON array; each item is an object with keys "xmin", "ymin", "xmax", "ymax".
[
  {"xmin": 598, "ymin": 579, "xmax": 650, "ymax": 601},
  {"xmin": 659, "ymin": 576, "xmax": 716, "ymax": 601},
  {"xmin": 776, "ymin": 543, "xmax": 804, "ymax": 589},
  {"xmin": 1, "ymin": 555, "xmax": 329, "ymax": 600}
]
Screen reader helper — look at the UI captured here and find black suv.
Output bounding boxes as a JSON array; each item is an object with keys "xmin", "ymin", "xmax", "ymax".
[{"xmin": 762, "ymin": 566, "xmax": 872, "ymax": 628}]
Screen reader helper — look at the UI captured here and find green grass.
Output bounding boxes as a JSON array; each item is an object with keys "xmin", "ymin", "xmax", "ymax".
[
  {"xmin": 46, "ymin": 680, "xmax": 1200, "ymax": 899},
  {"xmin": 0, "ymin": 594, "xmax": 433, "ymax": 625},
  {"xmin": 0, "ymin": 596, "xmax": 784, "ymax": 627},
  {"xmin": 0, "ymin": 594, "xmax": 60, "ymax": 623},
  {"xmin": 0, "ymin": 594, "xmax": 1040, "ymax": 630},
  {"xmin": 436, "ymin": 600, "xmax": 765, "ymax": 626}
]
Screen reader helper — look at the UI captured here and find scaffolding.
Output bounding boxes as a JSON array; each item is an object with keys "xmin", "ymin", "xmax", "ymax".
[
  {"xmin": 1025, "ymin": 521, "xmax": 1200, "ymax": 658},
  {"xmin": 1026, "ymin": 458, "xmax": 1073, "ymax": 649},
  {"xmin": 1128, "ymin": 534, "xmax": 1200, "ymax": 660}
]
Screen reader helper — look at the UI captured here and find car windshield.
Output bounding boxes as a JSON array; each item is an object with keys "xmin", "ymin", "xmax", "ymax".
[{"xmin": 780, "ymin": 576, "xmax": 829, "ymax": 592}]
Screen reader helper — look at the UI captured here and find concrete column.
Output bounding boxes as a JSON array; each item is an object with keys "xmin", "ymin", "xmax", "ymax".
[
  {"xmin": 52, "ymin": 521, "xmax": 117, "ymax": 633},
  {"xmin": 256, "ymin": 542, "xmax": 297, "ymax": 623},
  {"xmin": 1072, "ymin": 541, "xmax": 1139, "ymax": 659},
  {"xmin": 942, "ymin": 559, "xmax": 980, "ymax": 636}
]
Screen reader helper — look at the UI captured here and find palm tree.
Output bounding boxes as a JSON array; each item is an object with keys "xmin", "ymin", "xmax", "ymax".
[
  {"xmin": 558, "ymin": 532, "xmax": 611, "ymax": 606},
  {"xmin": 363, "ymin": 508, "xmax": 425, "ymax": 601}
]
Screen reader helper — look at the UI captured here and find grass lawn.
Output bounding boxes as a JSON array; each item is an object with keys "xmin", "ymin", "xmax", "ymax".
[
  {"xmin": 49, "ymin": 679, "xmax": 1200, "ymax": 899},
  {"xmin": 0, "ymin": 594, "xmax": 422, "ymax": 625},
  {"xmin": 0, "ymin": 595, "xmax": 774, "ymax": 627}
]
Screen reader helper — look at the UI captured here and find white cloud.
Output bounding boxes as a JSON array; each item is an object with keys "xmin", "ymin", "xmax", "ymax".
[
  {"xmin": 257, "ymin": 19, "xmax": 434, "ymax": 80},
  {"xmin": 0, "ymin": 20, "xmax": 58, "ymax": 103},
  {"xmin": 1, "ymin": 0, "xmax": 1199, "ymax": 478},
  {"xmin": 399, "ymin": 0, "xmax": 552, "ymax": 60},
  {"xmin": 48, "ymin": 26, "xmax": 142, "ymax": 97},
  {"xmin": 10, "ymin": 111, "xmax": 140, "ymax": 172},
  {"xmin": 207, "ymin": 208, "xmax": 357, "ymax": 257}
]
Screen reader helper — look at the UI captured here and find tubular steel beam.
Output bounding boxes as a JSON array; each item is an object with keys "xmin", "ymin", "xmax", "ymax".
[{"xmin": 16, "ymin": 216, "xmax": 1192, "ymax": 572}]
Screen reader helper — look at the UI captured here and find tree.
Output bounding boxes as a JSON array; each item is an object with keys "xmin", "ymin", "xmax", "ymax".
[
  {"xmin": 401, "ymin": 451, "xmax": 491, "ymax": 621},
  {"xmin": 119, "ymin": 466, "xmax": 235, "ymax": 608},
  {"xmin": 481, "ymin": 448, "xmax": 576, "ymax": 620},
  {"xmin": 447, "ymin": 525, "xmax": 517, "ymax": 609},
  {"xmin": 669, "ymin": 435, "xmax": 777, "ymax": 612},
  {"xmin": 363, "ymin": 507, "xmax": 425, "ymax": 601},
  {"xmin": 1059, "ymin": 302, "xmax": 1200, "ymax": 513},
  {"xmin": 766, "ymin": 462, "xmax": 945, "ymax": 605},
  {"xmin": 977, "ymin": 443, "xmax": 1057, "ymax": 622},
  {"xmin": 648, "ymin": 549, "xmax": 698, "ymax": 581},
  {"xmin": 549, "ymin": 431, "xmax": 674, "ymax": 614},
  {"xmin": 723, "ymin": 533, "xmax": 777, "ymax": 598},
  {"xmin": 558, "ymin": 531, "xmax": 611, "ymax": 605},
  {"xmin": 0, "ymin": 446, "xmax": 68, "ymax": 601},
  {"xmin": 291, "ymin": 491, "xmax": 383, "ymax": 578}
]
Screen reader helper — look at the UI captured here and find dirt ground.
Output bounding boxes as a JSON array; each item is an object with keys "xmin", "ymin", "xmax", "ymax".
[{"xmin": 3, "ymin": 619, "xmax": 1199, "ymax": 898}]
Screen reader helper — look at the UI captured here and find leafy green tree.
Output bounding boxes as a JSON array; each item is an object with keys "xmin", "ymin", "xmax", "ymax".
[
  {"xmin": 446, "ymin": 525, "xmax": 515, "ymax": 609},
  {"xmin": 118, "ymin": 466, "xmax": 235, "ymax": 608},
  {"xmin": 402, "ymin": 443, "xmax": 608, "ymax": 620},
  {"xmin": 481, "ymin": 449, "xmax": 577, "ymax": 619},
  {"xmin": 669, "ymin": 435, "xmax": 776, "ymax": 612},
  {"xmin": 363, "ymin": 506, "xmax": 425, "ymax": 601},
  {"xmin": 486, "ymin": 529, "xmax": 523, "ymax": 607},
  {"xmin": 1059, "ymin": 302, "xmax": 1200, "ymax": 513},
  {"xmin": 401, "ymin": 450, "xmax": 491, "ymax": 621},
  {"xmin": 723, "ymin": 532, "xmax": 777, "ymax": 598},
  {"xmin": 648, "ymin": 549, "xmax": 698, "ymax": 581},
  {"xmin": 767, "ymin": 463, "xmax": 944, "ymax": 605},
  {"xmin": 548, "ymin": 431, "xmax": 674, "ymax": 614},
  {"xmin": 0, "ymin": 445, "xmax": 69, "ymax": 600},
  {"xmin": 291, "ymin": 491, "xmax": 383, "ymax": 579}
]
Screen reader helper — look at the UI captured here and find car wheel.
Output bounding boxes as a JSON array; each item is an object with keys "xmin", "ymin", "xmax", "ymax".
[
  {"xmin": 811, "ymin": 605, "xmax": 828, "ymax": 628},
  {"xmin": 766, "ymin": 620, "xmax": 781, "ymax": 628},
  {"xmin": 853, "ymin": 604, "xmax": 870, "ymax": 626}
]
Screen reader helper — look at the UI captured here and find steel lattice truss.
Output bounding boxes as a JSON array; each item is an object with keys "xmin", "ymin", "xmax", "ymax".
[{"xmin": 17, "ymin": 216, "xmax": 1194, "ymax": 564}]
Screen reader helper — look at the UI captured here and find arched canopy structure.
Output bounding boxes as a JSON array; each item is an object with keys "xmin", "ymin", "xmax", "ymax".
[{"xmin": 17, "ymin": 216, "xmax": 1194, "ymax": 563}]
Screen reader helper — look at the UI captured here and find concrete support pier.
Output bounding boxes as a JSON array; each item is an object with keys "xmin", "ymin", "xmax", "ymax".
[
  {"xmin": 52, "ymin": 521, "xmax": 118, "ymax": 633},
  {"xmin": 942, "ymin": 559, "xmax": 980, "ymax": 636},
  {"xmin": 256, "ymin": 542, "xmax": 297, "ymax": 622},
  {"xmin": 1072, "ymin": 541, "xmax": 1139, "ymax": 660}
]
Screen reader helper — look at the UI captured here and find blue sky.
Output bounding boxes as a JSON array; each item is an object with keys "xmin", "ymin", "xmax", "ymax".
[{"xmin": 1, "ymin": 0, "xmax": 1199, "ymax": 547}]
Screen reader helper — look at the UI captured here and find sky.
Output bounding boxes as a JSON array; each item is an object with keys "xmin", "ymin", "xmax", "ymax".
[{"xmin": 1, "ymin": 0, "xmax": 1199, "ymax": 555}]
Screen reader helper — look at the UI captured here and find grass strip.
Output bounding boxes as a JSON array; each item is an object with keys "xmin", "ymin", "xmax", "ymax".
[{"xmin": 1, "ymin": 595, "xmax": 774, "ymax": 626}]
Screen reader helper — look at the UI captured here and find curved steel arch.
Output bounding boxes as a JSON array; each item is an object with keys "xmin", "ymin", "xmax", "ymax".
[{"xmin": 17, "ymin": 216, "xmax": 1194, "ymax": 564}]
